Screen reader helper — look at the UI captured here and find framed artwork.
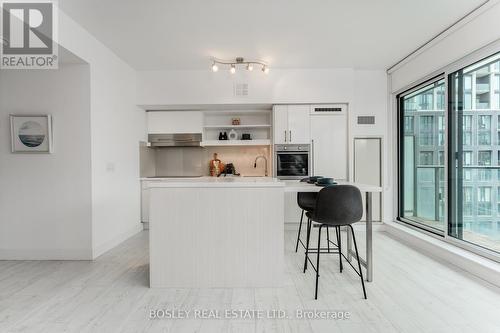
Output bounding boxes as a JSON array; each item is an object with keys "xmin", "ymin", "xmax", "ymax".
[{"xmin": 10, "ymin": 115, "xmax": 53, "ymax": 153}]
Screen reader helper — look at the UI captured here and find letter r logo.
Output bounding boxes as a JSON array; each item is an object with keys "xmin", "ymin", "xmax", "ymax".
[{"xmin": 2, "ymin": 2, "xmax": 53, "ymax": 54}]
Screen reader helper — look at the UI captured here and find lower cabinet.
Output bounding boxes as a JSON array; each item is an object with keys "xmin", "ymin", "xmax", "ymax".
[
  {"xmin": 284, "ymin": 191, "xmax": 303, "ymax": 223},
  {"xmin": 141, "ymin": 181, "xmax": 150, "ymax": 228}
]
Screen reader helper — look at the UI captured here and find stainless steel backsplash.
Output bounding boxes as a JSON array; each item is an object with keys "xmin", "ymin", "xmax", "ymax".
[
  {"xmin": 155, "ymin": 147, "xmax": 204, "ymax": 176},
  {"xmin": 139, "ymin": 142, "xmax": 156, "ymax": 178}
]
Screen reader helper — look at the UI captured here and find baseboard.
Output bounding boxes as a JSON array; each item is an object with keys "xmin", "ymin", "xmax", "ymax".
[
  {"xmin": 384, "ymin": 220, "xmax": 500, "ymax": 288},
  {"xmin": 92, "ymin": 223, "xmax": 143, "ymax": 259},
  {"xmin": 0, "ymin": 247, "xmax": 92, "ymax": 260}
]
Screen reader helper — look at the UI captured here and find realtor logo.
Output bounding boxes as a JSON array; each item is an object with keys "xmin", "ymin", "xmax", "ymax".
[{"xmin": 1, "ymin": 0, "xmax": 58, "ymax": 69}]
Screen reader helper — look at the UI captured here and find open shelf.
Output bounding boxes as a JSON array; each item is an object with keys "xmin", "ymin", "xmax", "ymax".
[
  {"xmin": 203, "ymin": 109, "xmax": 272, "ymax": 144},
  {"xmin": 201, "ymin": 139, "xmax": 271, "ymax": 147},
  {"xmin": 203, "ymin": 124, "xmax": 271, "ymax": 129}
]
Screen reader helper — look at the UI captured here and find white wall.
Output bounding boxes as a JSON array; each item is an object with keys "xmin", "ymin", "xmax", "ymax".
[
  {"xmin": 137, "ymin": 68, "xmax": 390, "ymax": 221},
  {"xmin": 58, "ymin": 12, "xmax": 146, "ymax": 258},
  {"xmin": 0, "ymin": 64, "xmax": 92, "ymax": 259}
]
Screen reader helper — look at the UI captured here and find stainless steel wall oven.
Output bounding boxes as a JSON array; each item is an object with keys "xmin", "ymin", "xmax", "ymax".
[{"xmin": 274, "ymin": 144, "xmax": 310, "ymax": 180}]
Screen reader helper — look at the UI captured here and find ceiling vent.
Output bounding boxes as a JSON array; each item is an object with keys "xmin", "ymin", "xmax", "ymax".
[
  {"xmin": 234, "ymin": 83, "xmax": 249, "ymax": 97},
  {"xmin": 357, "ymin": 116, "xmax": 376, "ymax": 125},
  {"xmin": 311, "ymin": 104, "xmax": 347, "ymax": 114},
  {"xmin": 314, "ymin": 107, "xmax": 342, "ymax": 112}
]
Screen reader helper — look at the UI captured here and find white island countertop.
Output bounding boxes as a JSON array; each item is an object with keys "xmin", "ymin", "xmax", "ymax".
[
  {"xmin": 142, "ymin": 177, "xmax": 382, "ymax": 192},
  {"xmin": 143, "ymin": 176, "xmax": 285, "ymax": 188}
]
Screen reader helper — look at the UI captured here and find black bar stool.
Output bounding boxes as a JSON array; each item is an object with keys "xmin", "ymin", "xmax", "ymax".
[
  {"xmin": 303, "ymin": 185, "xmax": 367, "ymax": 300},
  {"xmin": 295, "ymin": 178, "xmax": 332, "ymax": 253}
]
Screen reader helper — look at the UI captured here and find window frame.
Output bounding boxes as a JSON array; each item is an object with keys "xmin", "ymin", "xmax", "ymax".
[
  {"xmin": 394, "ymin": 46, "xmax": 500, "ymax": 263},
  {"xmin": 397, "ymin": 74, "xmax": 446, "ymax": 236}
]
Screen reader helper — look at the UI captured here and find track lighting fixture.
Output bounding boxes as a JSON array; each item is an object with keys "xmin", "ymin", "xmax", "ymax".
[{"xmin": 210, "ymin": 57, "xmax": 269, "ymax": 74}]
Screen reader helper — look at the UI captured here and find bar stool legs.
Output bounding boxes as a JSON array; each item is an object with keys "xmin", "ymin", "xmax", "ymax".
[
  {"xmin": 349, "ymin": 224, "xmax": 367, "ymax": 299},
  {"xmin": 303, "ymin": 218, "xmax": 312, "ymax": 273},
  {"xmin": 326, "ymin": 227, "xmax": 330, "ymax": 253},
  {"xmin": 295, "ymin": 210, "xmax": 304, "ymax": 252},
  {"xmin": 336, "ymin": 226, "xmax": 343, "ymax": 273},
  {"xmin": 304, "ymin": 223, "xmax": 367, "ymax": 300},
  {"xmin": 315, "ymin": 224, "xmax": 323, "ymax": 300}
]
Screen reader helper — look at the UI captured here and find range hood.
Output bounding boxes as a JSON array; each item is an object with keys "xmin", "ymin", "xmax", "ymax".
[{"xmin": 148, "ymin": 133, "xmax": 202, "ymax": 147}]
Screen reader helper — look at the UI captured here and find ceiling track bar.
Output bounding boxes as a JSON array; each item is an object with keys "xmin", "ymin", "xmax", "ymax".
[{"xmin": 386, "ymin": 0, "xmax": 492, "ymax": 74}]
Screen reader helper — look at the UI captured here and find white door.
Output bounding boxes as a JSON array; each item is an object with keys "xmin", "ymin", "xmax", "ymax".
[
  {"xmin": 273, "ymin": 105, "xmax": 288, "ymax": 144},
  {"xmin": 354, "ymin": 138, "xmax": 382, "ymax": 221},
  {"xmin": 311, "ymin": 115, "xmax": 347, "ymax": 180},
  {"xmin": 287, "ymin": 105, "xmax": 310, "ymax": 144}
]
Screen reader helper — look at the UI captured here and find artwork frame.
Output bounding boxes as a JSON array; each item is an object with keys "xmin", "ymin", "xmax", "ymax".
[{"xmin": 10, "ymin": 115, "xmax": 53, "ymax": 153}]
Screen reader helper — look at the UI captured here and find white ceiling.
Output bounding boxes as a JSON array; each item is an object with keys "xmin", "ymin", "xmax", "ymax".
[{"xmin": 59, "ymin": 0, "xmax": 486, "ymax": 71}]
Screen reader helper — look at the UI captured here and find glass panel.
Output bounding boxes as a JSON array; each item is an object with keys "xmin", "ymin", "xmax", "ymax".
[
  {"xmin": 419, "ymin": 116, "xmax": 434, "ymax": 145},
  {"xmin": 449, "ymin": 51, "xmax": 500, "ymax": 254},
  {"xmin": 399, "ymin": 79, "xmax": 445, "ymax": 231},
  {"xmin": 276, "ymin": 153, "xmax": 309, "ymax": 177}
]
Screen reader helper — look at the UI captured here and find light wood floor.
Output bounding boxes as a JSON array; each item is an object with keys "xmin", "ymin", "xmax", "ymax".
[{"xmin": 1, "ymin": 230, "xmax": 499, "ymax": 333}]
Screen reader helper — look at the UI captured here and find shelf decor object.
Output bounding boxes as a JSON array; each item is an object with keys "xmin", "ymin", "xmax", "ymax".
[
  {"xmin": 10, "ymin": 114, "xmax": 53, "ymax": 153},
  {"xmin": 228, "ymin": 129, "xmax": 238, "ymax": 140},
  {"xmin": 211, "ymin": 57, "xmax": 269, "ymax": 74}
]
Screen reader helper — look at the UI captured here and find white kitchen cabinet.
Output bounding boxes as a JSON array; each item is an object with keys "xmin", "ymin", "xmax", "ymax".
[
  {"xmin": 272, "ymin": 105, "xmax": 288, "ymax": 144},
  {"xmin": 272, "ymin": 105, "xmax": 310, "ymax": 144},
  {"xmin": 311, "ymin": 113, "xmax": 348, "ymax": 180},
  {"xmin": 147, "ymin": 111, "xmax": 203, "ymax": 134},
  {"xmin": 287, "ymin": 105, "xmax": 311, "ymax": 144}
]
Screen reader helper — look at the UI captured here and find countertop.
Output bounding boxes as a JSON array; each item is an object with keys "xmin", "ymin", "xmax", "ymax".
[
  {"xmin": 142, "ymin": 177, "xmax": 382, "ymax": 192},
  {"xmin": 143, "ymin": 176, "xmax": 285, "ymax": 188}
]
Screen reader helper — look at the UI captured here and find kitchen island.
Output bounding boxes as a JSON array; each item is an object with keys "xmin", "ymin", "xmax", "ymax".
[
  {"xmin": 147, "ymin": 177, "xmax": 285, "ymax": 288},
  {"xmin": 146, "ymin": 177, "xmax": 382, "ymax": 288}
]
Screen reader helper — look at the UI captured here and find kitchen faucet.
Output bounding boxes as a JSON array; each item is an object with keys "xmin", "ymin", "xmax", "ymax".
[{"xmin": 254, "ymin": 155, "xmax": 268, "ymax": 177}]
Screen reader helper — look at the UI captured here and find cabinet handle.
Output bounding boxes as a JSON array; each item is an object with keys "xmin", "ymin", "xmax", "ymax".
[
  {"xmin": 289, "ymin": 130, "xmax": 292, "ymax": 142},
  {"xmin": 311, "ymin": 139, "xmax": 315, "ymax": 176},
  {"xmin": 284, "ymin": 130, "xmax": 287, "ymax": 142}
]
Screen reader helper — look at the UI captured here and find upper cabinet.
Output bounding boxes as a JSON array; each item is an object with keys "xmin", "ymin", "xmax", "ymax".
[
  {"xmin": 272, "ymin": 105, "xmax": 311, "ymax": 144},
  {"xmin": 147, "ymin": 111, "xmax": 203, "ymax": 134}
]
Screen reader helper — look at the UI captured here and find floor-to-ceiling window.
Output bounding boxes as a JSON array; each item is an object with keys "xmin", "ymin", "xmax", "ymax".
[
  {"xmin": 398, "ymin": 51, "xmax": 500, "ymax": 257},
  {"xmin": 399, "ymin": 78, "xmax": 446, "ymax": 233},
  {"xmin": 449, "ymin": 52, "xmax": 500, "ymax": 253}
]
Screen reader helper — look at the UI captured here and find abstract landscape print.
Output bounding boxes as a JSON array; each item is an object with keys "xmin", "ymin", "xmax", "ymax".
[{"xmin": 10, "ymin": 115, "xmax": 52, "ymax": 153}]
